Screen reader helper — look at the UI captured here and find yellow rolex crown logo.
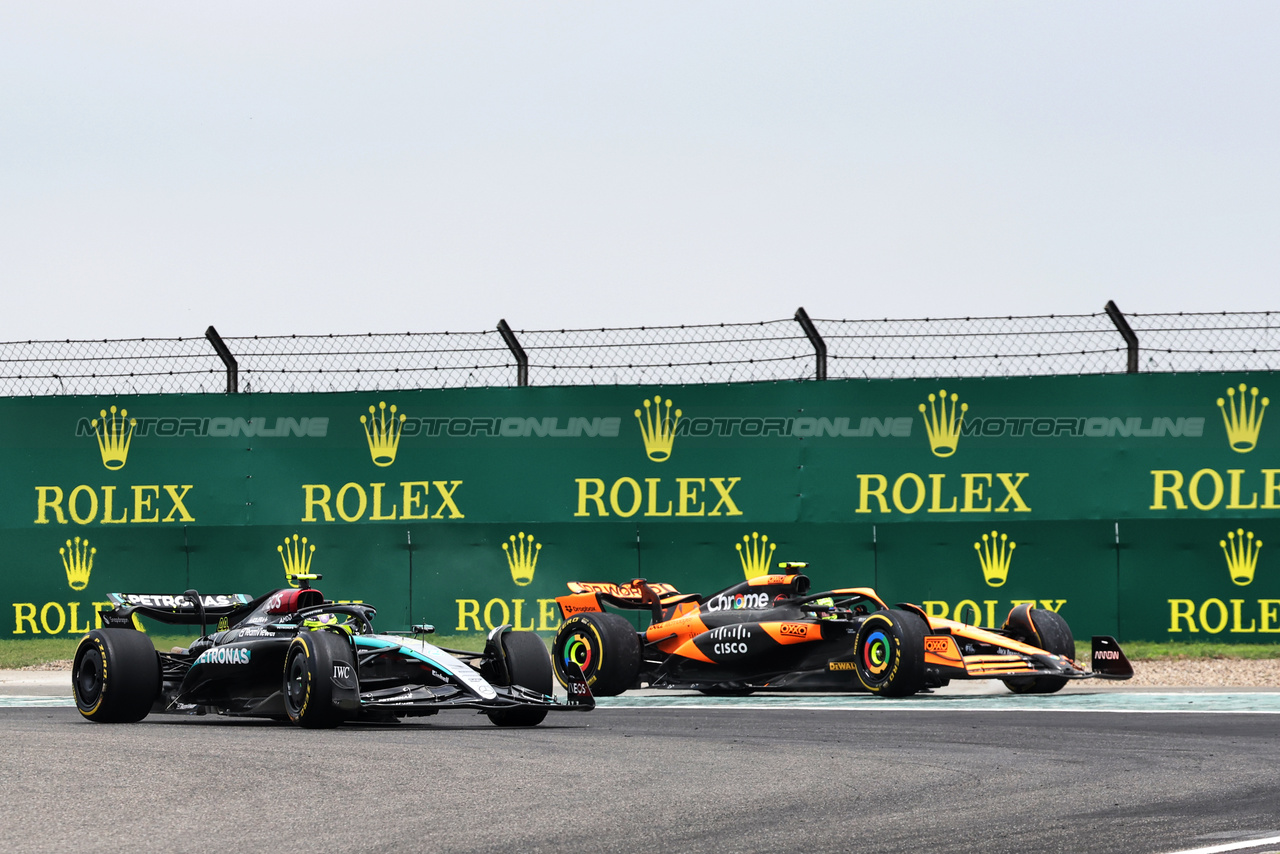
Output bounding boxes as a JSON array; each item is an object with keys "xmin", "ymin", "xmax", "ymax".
[
  {"xmin": 736, "ymin": 531, "xmax": 776, "ymax": 581},
  {"xmin": 974, "ymin": 530, "xmax": 1015, "ymax": 588},
  {"xmin": 361, "ymin": 401, "xmax": 406, "ymax": 467},
  {"xmin": 919, "ymin": 389, "xmax": 967, "ymax": 458},
  {"xmin": 503, "ymin": 532, "xmax": 541, "ymax": 587},
  {"xmin": 92, "ymin": 405, "xmax": 136, "ymax": 470},
  {"xmin": 278, "ymin": 534, "xmax": 316, "ymax": 589},
  {"xmin": 60, "ymin": 536, "xmax": 96, "ymax": 591},
  {"xmin": 1220, "ymin": 528, "xmax": 1262, "ymax": 587},
  {"xmin": 1217, "ymin": 384, "xmax": 1268, "ymax": 454},
  {"xmin": 635, "ymin": 396, "xmax": 681, "ymax": 462}
]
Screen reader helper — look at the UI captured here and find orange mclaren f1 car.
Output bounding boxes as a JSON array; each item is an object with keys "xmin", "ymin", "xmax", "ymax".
[{"xmin": 550, "ymin": 567, "xmax": 1133, "ymax": 697}]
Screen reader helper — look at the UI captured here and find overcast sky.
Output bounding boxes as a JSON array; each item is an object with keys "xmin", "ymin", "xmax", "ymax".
[{"xmin": 2, "ymin": 2, "xmax": 1277, "ymax": 340}]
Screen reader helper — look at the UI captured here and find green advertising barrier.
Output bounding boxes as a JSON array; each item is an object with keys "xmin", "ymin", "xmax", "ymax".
[
  {"xmin": 409, "ymin": 522, "xmax": 643, "ymax": 635},
  {"xmin": 2, "ymin": 373, "xmax": 1277, "ymax": 641},
  {"xmin": 872, "ymin": 521, "xmax": 1120, "ymax": 641},
  {"xmin": 1118, "ymin": 519, "xmax": 1280, "ymax": 641}
]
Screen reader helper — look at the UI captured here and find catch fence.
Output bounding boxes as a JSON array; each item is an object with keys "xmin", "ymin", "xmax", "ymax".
[{"xmin": 1, "ymin": 304, "xmax": 1276, "ymax": 396}]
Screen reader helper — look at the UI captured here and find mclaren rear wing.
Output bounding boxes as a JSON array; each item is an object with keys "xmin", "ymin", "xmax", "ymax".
[{"xmin": 560, "ymin": 580, "xmax": 700, "ymax": 621}]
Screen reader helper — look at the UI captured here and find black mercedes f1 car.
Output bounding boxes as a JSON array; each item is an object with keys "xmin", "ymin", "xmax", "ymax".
[
  {"xmin": 73, "ymin": 583, "xmax": 592, "ymax": 727},
  {"xmin": 550, "ymin": 567, "xmax": 1133, "ymax": 697}
]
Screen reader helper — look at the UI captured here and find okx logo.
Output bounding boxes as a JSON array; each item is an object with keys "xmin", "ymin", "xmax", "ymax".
[
  {"xmin": 361, "ymin": 401, "xmax": 406, "ymax": 467},
  {"xmin": 736, "ymin": 531, "xmax": 776, "ymax": 581},
  {"xmin": 919, "ymin": 390, "xmax": 967, "ymax": 458},
  {"xmin": 60, "ymin": 537, "xmax": 96, "ymax": 591},
  {"xmin": 635, "ymin": 396, "xmax": 681, "ymax": 462},
  {"xmin": 974, "ymin": 530, "xmax": 1015, "ymax": 588},
  {"xmin": 1221, "ymin": 528, "xmax": 1263, "ymax": 586},
  {"xmin": 1218, "ymin": 384, "xmax": 1268, "ymax": 453},
  {"xmin": 502, "ymin": 532, "xmax": 541, "ymax": 587},
  {"xmin": 91, "ymin": 405, "xmax": 136, "ymax": 470}
]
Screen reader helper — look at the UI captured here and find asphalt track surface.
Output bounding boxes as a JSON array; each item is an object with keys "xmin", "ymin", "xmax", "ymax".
[{"xmin": 4, "ymin": 702, "xmax": 1280, "ymax": 854}]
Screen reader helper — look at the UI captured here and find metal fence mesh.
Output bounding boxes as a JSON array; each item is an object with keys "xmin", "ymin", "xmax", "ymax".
[
  {"xmin": 518, "ymin": 321, "xmax": 816, "ymax": 386},
  {"xmin": 1, "ymin": 310, "xmax": 1275, "ymax": 396},
  {"xmin": 1127, "ymin": 312, "xmax": 1280, "ymax": 373},
  {"xmin": 225, "ymin": 332, "xmax": 513, "ymax": 393},
  {"xmin": 817, "ymin": 313, "xmax": 1128, "ymax": 378},
  {"xmin": 0, "ymin": 337, "xmax": 225, "ymax": 396}
]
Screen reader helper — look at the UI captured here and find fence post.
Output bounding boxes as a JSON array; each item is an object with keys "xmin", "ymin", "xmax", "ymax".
[
  {"xmin": 1104, "ymin": 301, "xmax": 1139, "ymax": 374},
  {"xmin": 794, "ymin": 307, "xmax": 827, "ymax": 380},
  {"xmin": 204, "ymin": 325, "xmax": 239, "ymax": 393},
  {"xmin": 497, "ymin": 319, "xmax": 528, "ymax": 387}
]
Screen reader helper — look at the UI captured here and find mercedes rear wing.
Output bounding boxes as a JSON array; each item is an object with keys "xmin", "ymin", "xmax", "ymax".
[{"xmin": 102, "ymin": 592, "xmax": 254, "ymax": 627}]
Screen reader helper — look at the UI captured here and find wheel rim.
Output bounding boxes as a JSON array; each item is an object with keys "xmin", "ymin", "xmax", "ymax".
[
  {"xmin": 560, "ymin": 632, "xmax": 595, "ymax": 678},
  {"xmin": 860, "ymin": 629, "xmax": 893, "ymax": 682},
  {"xmin": 76, "ymin": 649, "xmax": 103, "ymax": 705},
  {"xmin": 284, "ymin": 652, "xmax": 308, "ymax": 714}
]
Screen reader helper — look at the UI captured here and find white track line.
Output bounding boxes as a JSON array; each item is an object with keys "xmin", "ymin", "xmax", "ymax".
[
  {"xmin": 595, "ymin": 703, "xmax": 1280, "ymax": 714},
  {"xmin": 1162, "ymin": 834, "xmax": 1280, "ymax": 854}
]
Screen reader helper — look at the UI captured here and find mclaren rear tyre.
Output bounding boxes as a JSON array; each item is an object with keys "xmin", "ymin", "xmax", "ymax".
[
  {"xmin": 552, "ymin": 612, "xmax": 641, "ymax": 697},
  {"xmin": 72, "ymin": 629, "xmax": 161, "ymax": 723},
  {"xmin": 283, "ymin": 630, "xmax": 356, "ymax": 729},
  {"xmin": 487, "ymin": 631, "xmax": 553, "ymax": 728},
  {"xmin": 853, "ymin": 610, "xmax": 928, "ymax": 697},
  {"xmin": 1003, "ymin": 608, "xmax": 1074, "ymax": 695}
]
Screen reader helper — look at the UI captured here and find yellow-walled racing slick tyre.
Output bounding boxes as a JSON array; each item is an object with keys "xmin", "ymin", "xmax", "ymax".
[
  {"xmin": 853, "ymin": 609, "xmax": 927, "ymax": 697},
  {"xmin": 283, "ymin": 630, "xmax": 355, "ymax": 729},
  {"xmin": 487, "ymin": 631, "xmax": 553, "ymax": 727},
  {"xmin": 1002, "ymin": 607, "xmax": 1074, "ymax": 695},
  {"xmin": 73, "ymin": 629, "xmax": 161, "ymax": 723},
  {"xmin": 552, "ymin": 612, "xmax": 640, "ymax": 697}
]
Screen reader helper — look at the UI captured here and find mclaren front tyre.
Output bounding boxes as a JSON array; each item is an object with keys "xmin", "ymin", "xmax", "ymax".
[
  {"xmin": 853, "ymin": 610, "xmax": 928, "ymax": 697},
  {"xmin": 1001, "ymin": 605, "xmax": 1075, "ymax": 695}
]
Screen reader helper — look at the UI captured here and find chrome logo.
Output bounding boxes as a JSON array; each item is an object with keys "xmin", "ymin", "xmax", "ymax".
[
  {"xmin": 861, "ymin": 630, "xmax": 891, "ymax": 676},
  {"xmin": 563, "ymin": 635, "xmax": 593, "ymax": 673}
]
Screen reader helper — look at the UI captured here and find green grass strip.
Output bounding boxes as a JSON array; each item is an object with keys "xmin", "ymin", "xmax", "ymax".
[
  {"xmin": 1118, "ymin": 641, "xmax": 1280, "ymax": 661},
  {"xmin": 0, "ymin": 635, "xmax": 199, "ymax": 669}
]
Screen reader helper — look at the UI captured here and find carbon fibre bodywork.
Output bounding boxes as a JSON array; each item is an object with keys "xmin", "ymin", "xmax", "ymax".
[
  {"xmin": 81, "ymin": 586, "xmax": 592, "ymax": 725},
  {"xmin": 551, "ymin": 572, "xmax": 1133, "ymax": 696}
]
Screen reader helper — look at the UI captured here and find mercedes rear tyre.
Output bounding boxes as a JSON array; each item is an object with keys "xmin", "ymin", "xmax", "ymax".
[
  {"xmin": 73, "ymin": 629, "xmax": 161, "ymax": 723},
  {"xmin": 283, "ymin": 630, "xmax": 354, "ymax": 728},
  {"xmin": 1002, "ymin": 608, "xmax": 1074, "ymax": 695},
  {"xmin": 487, "ymin": 631, "xmax": 553, "ymax": 727},
  {"xmin": 551, "ymin": 612, "xmax": 641, "ymax": 697},
  {"xmin": 853, "ymin": 610, "xmax": 928, "ymax": 697}
]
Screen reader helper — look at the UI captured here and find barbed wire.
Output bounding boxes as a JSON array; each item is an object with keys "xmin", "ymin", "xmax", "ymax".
[{"xmin": 1, "ymin": 310, "xmax": 1275, "ymax": 396}]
